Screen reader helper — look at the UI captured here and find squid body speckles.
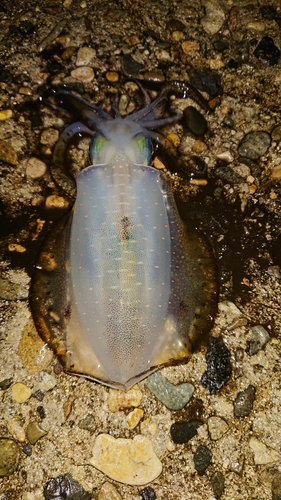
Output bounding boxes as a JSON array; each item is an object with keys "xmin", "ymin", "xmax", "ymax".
[{"xmin": 30, "ymin": 84, "xmax": 218, "ymax": 390}]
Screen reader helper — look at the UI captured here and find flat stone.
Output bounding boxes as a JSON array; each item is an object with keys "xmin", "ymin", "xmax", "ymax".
[
  {"xmin": 40, "ymin": 128, "xmax": 59, "ymax": 146},
  {"xmin": 248, "ymin": 325, "xmax": 270, "ymax": 355},
  {"xmin": 0, "ymin": 109, "xmax": 13, "ymax": 120},
  {"xmin": 193, "ymin": 445, "xmax": 212, "ymax": 475},
  {"xmin": 26, "ymin": 157, "xmax": 47, "ymax": 179},
  {"xmin": 146, "ymin": 371, "xmax": 194, "ymax": 410},
  {"xmin": 71, "ymin": 66, "xmax": 95, "ymax": 83},
  {"xmin": 0, "ymin": 139, "xmax": 18, "ymax": 165},
  {"xmin": 90, "ymin": 434, "xmax": 162, "ymax": 486},
  {"xmin": 76, "ymin": 46, "xmax": 96, "ymax": 66},
  {"xmin": 18, "ymin": 319, "xmax": 53, "ymax": 374},
  {"xmin": 0, "ymin": 438, "xmax": 20, "ymax": 477},
  {"xmin": 170, "ymin": 420, "xmax": 203, "ymax": 444},
  {"xmin": 11, "ymin": 382, "xmax": 32, "ymax": 403},
  {"xmin": 98, "ymin": 482, "xmax": 123, "ymax": 500},
  {"xmin": 233, "ymin": 385, "xmax": 256, "ymax": 417},
  {"xmin": 27, "ymin": 421, "xmax": 48, "ymax": 445},
  {"xmin": 126, "ymin": 408, "xmax": 144, "ymax": 429},
  {"xmin": 108, "ymin": 386, "xmax": 142, "ymax": 412},
  {"xmin": 207, "ymin": 416, "xmax": 229, "ymax": 440},
  {"xmin": 238, "ymin": 131, "xmax": 271, "ymax": 160},
  {"xmin": 249, "ymin": 437, "xmax": 281, "ymax": 465}
]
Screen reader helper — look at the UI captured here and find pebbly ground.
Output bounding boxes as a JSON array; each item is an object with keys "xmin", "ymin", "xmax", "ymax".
[{"xmin": 0, "ymin": 0, "xmax": 281, "ymax": 498}]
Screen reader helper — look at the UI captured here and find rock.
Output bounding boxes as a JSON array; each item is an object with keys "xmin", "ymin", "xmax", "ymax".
[
  {"xmin": 139, "ymin": 486, "xmax": 156, "ymax": 500},
  {"xmin": 26, "ymin": 421, "xmax": 48, "ymax": 444},
  {"xmin": 249, "ymin": 437, "xmax": 281, "ymax": 465},
  {"xmin": 189, "ymin": 69, "xmax": 221, "ymax": 97},
  {"xmin": 40, "ymin": 128, "xmax": 59, "ymax": 147},
  {"xmin": 181, "ymin": 40, "xmax": 200, "ymax": 53},
  {"xmin": 271, "ymin": 125, "xmax": 281, "ymax": 141},
  {"xmin": 11, "ymin": 382, "xmax": 32, "ymax": 403},
  {"xmin": 182, "ymin": 106, "xmax": 208, "ymax": 137},
  {"xmin": 238, "ymin": 131, "xmax": 271, "ymax": 160},
  {"xmin": 105, "ymin": 71, "xmax": 119, "ymax": 83},
  {"xmin": 18, "ymin": 319, "xmax": 53, "ymax": 374},
  {"xmin": 78, "ymin": 414, "xmax": 96, "ymax": 433},
  {"xmin": 170, "ymin": 420, "xmax": 203, "ymax": 444},
  {"xmin": 76, "ymin": 46, "xmax": 96, "ymax": 66},
  {"xmin": 201, "ymin": 337, "xmax": 232, "ymax": 394},
  {"xmin": 233, "ymin": 385, "xmax": 256, "ymax": 417},
  {"xmin": 207, "ymin": 416, "xmax": 229, "ymax": 440},
  {"xmin": 211, "ymin": 471, "xmax": 225, "ymax": 499},
  {"xmin": 253, "ymin": 36, "xmax": 280, "ymax": 66},
  {"xmin": 108, "ymin": 386, "xmax": 142, "ymax": 412},
  {"xmin": 0, "ymin": 139, "xmax": 18, "ymax": 165},
  {"xmin": 0, "ymin": 109, "xmax": 13, "ymax": 121},
  {"xmin": 90, "ymin": 434, "xmax": 162, "ymax": 486},
  {"xmin": 38, "ymin": 372, "xmax": 57, "ymax": 392},
  {"xmin": 43, "ymin": 473, "xmax": 91, "ymax": 500},
  {"xmin": 248, "ymin": 325, "xmax": 270, "ymax": 355},
  {"xmin": 0, "ymin": 377, "xmax": 13, "ymax": 390},
  {"xmin": 7, "ymin": 417, "xmax": 26, "ymax": 442},
  {"xmin": 98, "ymin": 482, "xmax": 123, "ymax": 500},
  {"xmin": 201, "ymin": 0, "xmax": 225, "ymax": 35},
  {"xmin": 271, "ymin": 165, "xmax": 281, "ymax": 180},
  {"xmin": 193, "ymin": 445, "xmax": 212, "ymax": 475},
  {"xmin": 122, "ymin": 54, "xmax": 143, "ymax": 76},
  {"xmin": 145, "ymin": 371, "xmax": 194, "ymax": 410},
  {"xmin": 142, "ymin": 71, "xmax": 165, "ymax": 83},
  {"xmin": 215, "ymin": 166, "xmax": 245, "ymax": 184},
  {"xmin": 126, "ymin": 408, "xmax": 144, "ymax": 429},
  {"xmin": 26, "ymin": 157, "xmax": 47, "ymax": 179},
  {"xmin": 230, "ymin": 455, "xmax": 245, "ymax": 475},
  {"xmin": 45, "ymin": 195, "xmax": 69, "ymax": 209},
  {"xmin": 71, "ymin": 67, "xmax": 95, "ymax": 83},
  {"xmin": 0, "ymin": 438, "xmax": 20, "ymax": 477}
]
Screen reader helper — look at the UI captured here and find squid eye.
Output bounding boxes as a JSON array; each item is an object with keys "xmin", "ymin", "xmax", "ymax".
[
  {"xmin": 90, "ymin": 134, "xmax": 108, "ymax": 164},
  {"xmin": 133, "ymin": 134, "xmax": 152, "ymax": 165}
]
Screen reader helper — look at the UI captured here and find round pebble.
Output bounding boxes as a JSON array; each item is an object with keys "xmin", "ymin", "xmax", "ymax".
[
  {"xmin": 248, "ymin": 325, "xmax": 270, "ymax": 355},
  {"xmin": 215, "ymin": 166, "xmax": 245, "ymax": 184},
  {"xmin": 238, "ymin": 131, "xmax": 271, "ymax": 160},
  {"xmin": 76, "ymin": 46, "xmax": 96, "ymax": 66},
  {"xmin": 211, "ymin": 471, "xmax": 225, "ymax": 499},
  {"xmin": 105, "ymin": 71, "xmax": 119, "ymax": 83},
  {"xmin": 98, "ymin": 481, "xmax": 123, "ymax": 500},
  {"xmin": 181, "ymin": 40, "xmax": 200, "ymax": 53},
  {"xmin": 11, "ymin": 382, "xmax": 32, "ymax": 403},
  {"xmin": 233, "ymin": 385, "xmax": 256, "ymax": 417},
  {"xmin": 146, "ymin": 371, "xmax": 194, "ymax": 410},
  {"xmin": 71, "ymin": 66, "xmax": 95, "ymax": 83},
  {"xmin": 122, "ymin": 54, "xmax": 143, "ymax": 76},
  {"xmin": 26, "ymin": 421, "xmax": 48, "ymax": 444},
  {"xmin": 0, "ymin": 438, "xmax": 20, "ymax": 477},
  {"xmin": 271, "ymin": 165, "xmax": 281, "ymax": 180},
  {"xmin": 40, "ymin": 128, "xmax": 59, "ymax": 147},
  {"xmin": 26, "ymin": 157, "xmax": 47, "ymax": 178},
  {"xmin": 170, "ymin": 419, "xmax": 203, "ymax": 444},
  {"xmin": 142, "ymin": 71, "xmax": 165, "ymax": 83},
  {"xmin": 0, "ymin": 109, "xmax": 13, "ymax": 121},
  {"xmin": 193, "ymin": 445, "xmax": 212, "ymax": 475},
  {"xmin": 139, "ymin": 486, "xmax": 156, "ymax": 500},
  {"xmin": 207, "ymin": 416, "xmax": 229, "ymax": 440},
  {"xmin": 271, "ymin": 125, "xmax": 281, "ymax": 141},
  {"xmin": 90, "ymin": 434, "xmax": 162, "ymax": 486},
  {"xmin": 182, "ymin": 106, "xmax": 208, "ymax": 137}
]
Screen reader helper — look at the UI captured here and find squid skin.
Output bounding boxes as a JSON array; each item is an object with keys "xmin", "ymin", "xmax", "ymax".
[{"xmin": 30, "ymin": 84, "xmax": 218, "ymax": 391}]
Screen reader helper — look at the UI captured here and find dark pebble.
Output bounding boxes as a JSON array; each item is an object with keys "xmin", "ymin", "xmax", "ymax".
[
  {"xmin": 193, "ymin": 445, "xmax": 212, "ymax": 476},
  {"xmin": 78, "ymin": 414, "xmax": 96, "ymax": 433},
  {"xmin": 122, "ymin": 54, "xmax": 144, "ymax": 76},
  {"xmin": 233, "ymin": 385, "xmax": 256, "ymax": 417},
  {"xmin": 142, "ymin": 29, "xmax": 162, "ymax": 42},
  {"xmin": 37, "ymin": 406, "xmax": 46, "ymax": 419},
  {"xmin": 234, "ymin": 41, "xmax": 250, "ymax": 64},
  {"xmin": 215, "ymin": 166, "xmax": 245, "ymax": 184},
  {"xmin": 222, "ymin": 115, "xmax": 234, "ymax": 128},
  {"xmin": 33, "ymin": 389, "xmax": 44, "ymax": 401},
  {"xmin": 182, "ymin": 106, "xmax": 208, "ymax": 137},
  {"xmin": 139, "ymin": 486, "xmax": 156, "ymax": 500},
  {"xmin": 189, "ymin": 69, "xmax": 222, "ymax": 97},
  {"xmin": 201, "ymin": 337, "xmax": 232, "ymax": 394},
  {"xmin": 166, "ymin": 18, "xmax": 185, "ymax": 31},
  {"xmin": 0, "ymin": 378, "xmax": 13, "ymax": 390},
  {"xmin": 227, "ymin": 59, "xmax": 239, "ymax": 69},
  {"xmin": 248, "ymin": 325, "xmax": 270, "ymax": 355},
  {"xmin": 0, "ymin": 68, "xmax": 13, "ymax": 83},
  {"xmin": 170, "ymin": 419, "xmax": 203, "ymax": 444},
  {"xmin": 22, "ymin": 443, "xmax": 32, "ymax": 456},
  {"xmin": 43, "ymin": 473, "xmax": 91, "ymax": 500},
  {"xmin": 211, "ymin": 471, "xmax": 225, "ymax": 499},
  {"xmin": 47, "ymin": 59, "xmax": 63, "ymax": 75},
  {"xmin": 213, "ymin": 39, "xmax": 230, "ymax": 52},
  {"xmin": 18, "ymin": 20, "xmax": 36, "ymax": 36},
  {"xmin": 238, "ymin": 131, "xmax": 271, "ymax": 160},
  {"xmin": 253, "ymin": 36, "xmax": 280, "ymax": 66}
]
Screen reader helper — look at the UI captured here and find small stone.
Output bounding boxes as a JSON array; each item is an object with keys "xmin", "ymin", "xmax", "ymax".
[
  {"xmin": 215, "ymin": 166, "xmax": 245, "ymax": 184},
  {"xmin": 216, "ymin": 150, "xmax": 234, "ymax": 163},
  {"xmin": 45, "ymin": 195, "xmax": 69, "ymax": 209},
  {"xmin": 127, "ymin": 408, "xmax": 144, "ymax": 429},
  {"xmin": 98, "ymin": 482, "xmax": 123, "ymax": 500},
  {"xmin": 207, "ymin": 416, "xmax": 229, "ymax": 440},
  {"xmin": 37, "ymin": 405, "xmax": 46, "ymax": 419},
  {"xmin": 0, "ymin": 140, "xmax": 18, "ymax": 165},
  {"xmin": 182, "ymin": 106, "xmax": 208, "ymax": 137},
  {"xmin": 201, "ymin": 0, "xmax": 225, "ymax": 35},
  {"xmin": 146, "ymin": 371, "xmax": 194, "ymax": 410},
  {"xmin": 105, "ymin": 71, "xmax": 119, "ymax": 83},
  {"xmin": 0, "ymin": 438, "xmax": 20, "ymax": 477},
  {"xmin": 211, "ymin": 471, "xmax": 225, "ymax": 499},
  {"xmin": 201, "ymin": 337, "xmax": 232, "ymax": 394},
  {"xmin": 26, "ymin": 157, "xmax": 47, "ymax": 179},
  {"xmin": 125, "ymin": 35, "xmax": 140, "ymax": 45},
  {"xmin": 71, "ymin": 67, "xmax": 95, "ymax": 83},
  {"xmin": 271, "ymin": 125, "xmax": 281, "ymax": 141},
  {"xmin": 90, "ymin": 434, "xmax": 162, "ymax": 486},
  {"xmin": 43, "ymin": 473, "xmax": 91, "ymax": 500},
  {"xmin": 63, "ymin": 396, "xmax": 75, "ymax": 420},
  {"xmin": 22, "ymin": 443, "xmax": 32, "ymax": 456},
  {"xmin": 39, "ymin": 371, "xmax": 57, "ymax": 392},
  {"xmin": 19, "ymin": 87, "xmax": 33, "ymax": 96},
  {"xmin": 18, "ymin": 319, "xmax": 53, "ymax": 374},
  {"xmin": 0, "ymin": 377, "xmax": 13, "ymax": 390},
  {"xmin": 192, "ymin": 140, "xmax": 208, "ymax": 153},
  {"xmin": 181, "ymin": 40, "xmax": 200, "ymax": 53},
  {"xmin": 248, "ymin": 325, "xmax": 270, "ymax": 355},
  {"xmin": 122, "ymin": 54, "xmax": 143, "ymax": 76},
  {"xmin": 11, "ymin": 382, "xmax": 32, "ymax": 403},
  {"xmin": 76, "ymin": 46, "xmax": 96, "ymax": 66},
  {"xmin": 0, "ymin": 109, "xmax": 13, "ymax": 120},
  {"xmin": 230, "ymin": 455, "xmax": 245, "ymax": 475},
  {"xmin": 139, "ymin": 486, "xmax": 156, "ymax": 500},
  {"xmin": 222, "ymin": 115, "xmax": 234, "ymax": 128},
  {"xmin": 253, "ymin": 36, "xmax": 280, "ymax": 66},
  {"xmin": 142, "ymin": 71, "xmax": 165, "ymax": 83},
  {"xmin": 7, "ymin": 417, "xmax": 26, "ymax": 442},
  {"xmin": 172, "ymin": 31, "xmax": 185, "ymax": 42},
  {"xmin": 271, "ymin": 165, "xmax": 281, "ymax": 180},
  {"xmin": 238, "ymin": 131, "xmax": 271, "ymax": 160},
  {"xmin": 249, "ymin": 437, "xmax": 281, "ymax": 465},
  {"xmin": 193, "ymin": 445, "xmax": 212, "ymax": 475},
  {"xmin": 108, "ymin": 386, "xmax": 142, "ymax": 412},
  {"xmin": 166, "ymin": 133, "xmax": 181, "ymax": 148},
  {"xmin": 40, "ymin": 128, "xmax": 59, "ymax": 147},
  {"xmin": 233, "ymin": 385, "xmax": 256, "ymax": 417},
  {"xmin": 170, "ymin": 419, "xmax": 203, "ymax": 444},
  {"xmin": 8, "ymin": 243, "xmax": 26, "ymax": 253},
  {"xmin": 78, "ymin": 414, "xmax": 96, "ymax": 433},
  {"xmin": 26, "ymin": 421, "xmax": 48, "ymax": 445}
]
